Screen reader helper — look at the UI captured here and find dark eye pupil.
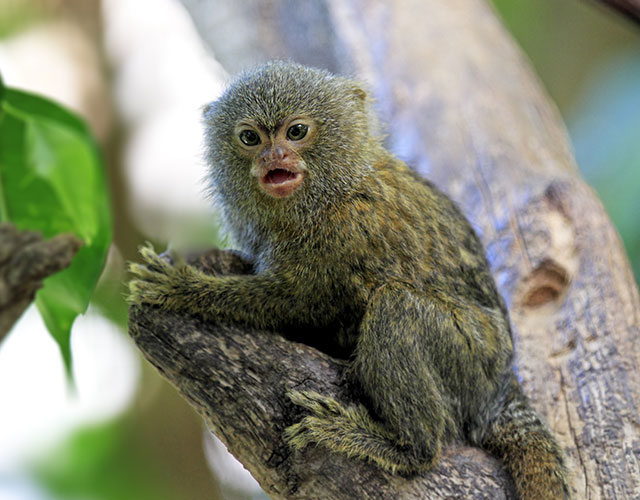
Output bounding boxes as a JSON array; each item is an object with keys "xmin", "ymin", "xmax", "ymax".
[
  {"xmin": 239, "ymin": 130, "xmax": 259, "ymax": 146},
  {"xmin": 287, "ymin": 124, "xmax": 308, "ymax": 140}
]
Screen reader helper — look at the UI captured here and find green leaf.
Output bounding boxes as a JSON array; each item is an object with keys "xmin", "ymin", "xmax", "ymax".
[
  {"xmin": 32, "ymin": 418, "xmax": 182, "ymax": 500},
  {"xmin": 0, "ymin": 86, "xmax": 112, "ymax": 374}
]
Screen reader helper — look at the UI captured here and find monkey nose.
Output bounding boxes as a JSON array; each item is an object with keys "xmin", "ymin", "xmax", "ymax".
[{"xmin": 261, "ymin": 145, "xmax": 289, "ymax": 165}]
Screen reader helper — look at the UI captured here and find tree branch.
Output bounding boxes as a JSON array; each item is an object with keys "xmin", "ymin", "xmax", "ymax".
[
  {"xmin": 129, "ymin": 0, "xmax": 640, "ymax": 497},
  {"xmin": 0, "ymin": 223, "xmax": 82, "ymax": 339}
]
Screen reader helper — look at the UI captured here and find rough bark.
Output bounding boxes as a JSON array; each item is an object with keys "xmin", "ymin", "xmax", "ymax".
[
  {"xmin": 129, "ymin": 0, "xmax": 640, "ymax": 498},
  {"xmin": 0, "ymin": 223, "xmax": 82, "ymax": 339}
]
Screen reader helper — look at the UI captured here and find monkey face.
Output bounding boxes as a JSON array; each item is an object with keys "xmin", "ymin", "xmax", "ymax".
[
  {"xmin": 233, "ymin": 116, "xmax": 316, "ymax": 198},
  {"xmin": 204, "ymin": 62, "xmax": 374, "ymax": 217}
]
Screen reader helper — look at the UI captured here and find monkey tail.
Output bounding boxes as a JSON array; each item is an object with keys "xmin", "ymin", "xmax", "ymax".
[{"xmin": 480, "ymin": 378, "xmax": 571, "ymax": 500}]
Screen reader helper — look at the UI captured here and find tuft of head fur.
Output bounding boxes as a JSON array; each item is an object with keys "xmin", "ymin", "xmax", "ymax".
[{"xmin": 202, "ymin": 62, "xmax": 382, "ymax": 250}]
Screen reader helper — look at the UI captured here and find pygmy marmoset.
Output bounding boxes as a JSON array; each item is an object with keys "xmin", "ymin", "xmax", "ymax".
[{"xmin": 129, "ymin": 61, "xmax": 570, "ymax": 500}]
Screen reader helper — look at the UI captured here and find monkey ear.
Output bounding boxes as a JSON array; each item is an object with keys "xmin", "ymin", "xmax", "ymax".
[
  {"xmin": 348, "ymin": 84, "xmax": 369, "ymax": 115},
  {"xmin": 350, "ymin": 85, "xmax": 367, "ymax": 102},
  {"xmin": 202, "ymin": 101, "xmax": 218, "ymax": 118}
]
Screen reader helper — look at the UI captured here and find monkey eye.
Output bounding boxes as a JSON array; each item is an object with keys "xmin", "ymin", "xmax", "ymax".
[
  {"xmin": 239, "ymin": 129, "xmax": 261, "ymax": 146},
  {"xmin": 286, "ymin": 123, "xmax": 309, "ymax": 141}
]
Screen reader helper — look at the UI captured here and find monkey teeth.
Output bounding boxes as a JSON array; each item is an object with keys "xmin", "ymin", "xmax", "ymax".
[
  {"xmin": 264, "ymin": 168, "xmax": 298, "ymax": 185},
  {"xmin": 259, "ymin": 168, "xmax": 304, "ymax": 198}
]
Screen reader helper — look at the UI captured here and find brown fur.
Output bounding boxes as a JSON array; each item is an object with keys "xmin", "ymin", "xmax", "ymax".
[{"xmin": 129, "ymin": 62, "xmax": 570, "ymax": 499}]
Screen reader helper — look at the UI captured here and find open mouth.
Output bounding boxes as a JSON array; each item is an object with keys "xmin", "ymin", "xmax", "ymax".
[
  {"xmin": 259, "ymin": 167, "xmax": 304, "ymax": 198},
  {"xmin": 264, "ymin": 168, "xmax": 299, "ymax": 185}
]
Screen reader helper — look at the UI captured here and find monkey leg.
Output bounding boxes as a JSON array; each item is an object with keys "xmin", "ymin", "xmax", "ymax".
[
  {"xmin": 347, "ymin": 282, "xmax": 462, "ymax": 471},
  {"xmin": 286, "ymin": 281, "xmax": 508, "ymax": 475},
  {"xmin": 342, "ymin": 281, "xmax": 510, "ymax": 474}
]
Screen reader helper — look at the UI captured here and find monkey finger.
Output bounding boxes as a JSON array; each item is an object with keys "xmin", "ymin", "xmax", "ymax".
[
  {"xmin": 283, "ymin": 420, "xmax": 311, "ymax": 449},
  {"xmin": 127, "ymin": 278, "xmax": 167, "ymax": 306},
  {"xmin": 139, "ymin": 243, "xmax": 174, "ymax": 272},
  {"xmin": 284, "ymin": 416, "xmax": 332, "ymax": 450},
  {"xmin": 287, "ymin": 390, "xmax": 346, "ymax": 418},
  {"xmin": 126, "ymin": 262, "xmax": 167, "ymax": 283}
]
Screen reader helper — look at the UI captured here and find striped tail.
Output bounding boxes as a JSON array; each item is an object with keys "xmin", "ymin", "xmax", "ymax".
[{"xmin": 482, "ymin": 379, "xmax": 571, "ymax": 500}]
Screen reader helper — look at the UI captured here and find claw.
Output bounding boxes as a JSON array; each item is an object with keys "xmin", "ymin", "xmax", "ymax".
[
  {"xmin": 285, "ymin": 415, "xmax": 334, "ymax": 450},
  {"xmin": 287, "ymin": 390, "xmax": 346, "ymax": 418},
  {"xmin": 127, "ymin": 277, "xmax": 163, "ymax": 305},
  {"xmin": 283, "ymin": 421, "xmax": 308, "ymax": 449},
  {"xmin": 127, "ymin": 262, "xmax": 163, "ymax": 281},
  {"xmin": 139, "ymin": 243, "xmax": 173, "ymax": 272}
]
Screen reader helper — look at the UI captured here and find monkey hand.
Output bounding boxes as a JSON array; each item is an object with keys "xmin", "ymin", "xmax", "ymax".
[{"xmin": 128, "ymin": 243, "xmax": 205, "ymax": 312}]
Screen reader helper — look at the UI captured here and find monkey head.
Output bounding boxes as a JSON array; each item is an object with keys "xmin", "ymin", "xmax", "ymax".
[{"xmin": 203, "ymin": 62, "xmax": 378, "ymax": 220}]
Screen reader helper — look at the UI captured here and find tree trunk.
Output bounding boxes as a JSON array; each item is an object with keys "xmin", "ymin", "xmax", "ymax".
[{"xmin": 129, "ymin": 0, "xmax": 640, "ymax": 498}]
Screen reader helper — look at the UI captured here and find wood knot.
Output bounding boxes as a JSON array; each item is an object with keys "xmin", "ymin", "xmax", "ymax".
[{"xmin": 522, "ymin": 259, "xmax": 569, "ymax": 308}]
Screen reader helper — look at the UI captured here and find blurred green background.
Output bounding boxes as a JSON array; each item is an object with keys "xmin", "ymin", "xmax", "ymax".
[{"xmin": 0, "ymin": 1, "xmax": 638, "ymax": 499}]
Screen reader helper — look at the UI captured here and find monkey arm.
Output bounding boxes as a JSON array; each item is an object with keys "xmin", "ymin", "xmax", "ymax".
[
  {"xmin": 128, "ymin": 244, "xmax": 326, "ymax": 330},
  {"xmin": 180, "ymin": 247, "xmax": 255, "ymax": 277}
]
